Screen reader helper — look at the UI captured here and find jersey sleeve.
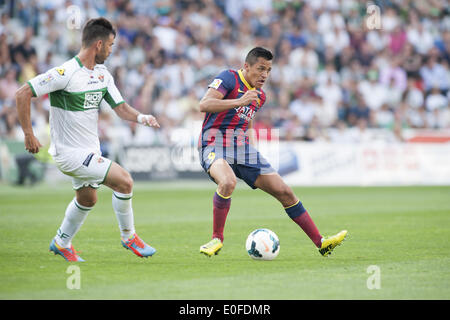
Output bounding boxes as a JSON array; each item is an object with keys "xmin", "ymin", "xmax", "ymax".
[
  {"xmin": 207, "ymin": 70, "xmax": 236, "ymax": 96},
  {"xmin": 103, "ymin": 72, "xmax": 125, "ymax": 108},
  {"xmin": 27, "ymin": 66, "xmax": 70, "ymax": 97}
]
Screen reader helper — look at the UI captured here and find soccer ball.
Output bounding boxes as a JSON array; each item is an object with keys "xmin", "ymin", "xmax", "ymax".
[{"xmin": 245, "ymin": 228, "xmax": 280, "ymax": 260}]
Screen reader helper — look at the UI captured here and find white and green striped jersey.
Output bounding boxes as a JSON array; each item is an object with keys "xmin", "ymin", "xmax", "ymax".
[{"xmin": 27, "ymin": 56, "xmax": 124, "ymax": 158}]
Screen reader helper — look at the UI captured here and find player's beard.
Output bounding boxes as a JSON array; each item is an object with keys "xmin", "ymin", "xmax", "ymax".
[
  {"xmin": 95, "ymin": 53, "xmax": 107, "ymax": 65},
  {"xmin": 94, "ymin": 47, "xmax": 109, "ymax": 65}
]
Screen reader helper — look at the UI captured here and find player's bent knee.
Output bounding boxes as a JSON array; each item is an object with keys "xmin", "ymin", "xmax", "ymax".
[
  {"xmin": 125, "ymin": 172, "xmax": 134, "ymax": 190},
  {"xmin": 118, "ymin": 172, "xmax": 133, "ymax": 194},
  {"xmin": 77, "ymin": 194, "xmax": 97, "ymax": 208},
  {"xmin": 75, "ymin": 187, "xmax": 98, "ymax": 207},
  {"xmin": 219, "ymin": 176, "xmax": 236, "ymax": 194},
  {"xmin": 106, "ymin": 163, "xmax": 134, "ymax": 194}
]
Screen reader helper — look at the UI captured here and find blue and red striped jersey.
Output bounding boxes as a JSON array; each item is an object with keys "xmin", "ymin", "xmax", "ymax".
[{"xmin": 199, "ymin": 69, "xmax": 266, "ymax": 148}]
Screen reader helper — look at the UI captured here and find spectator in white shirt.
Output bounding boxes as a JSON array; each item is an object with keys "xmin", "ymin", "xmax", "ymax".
[
  {"xmin": 407, "ymin": 23, "xmax": 435, "ymax": 55},
  {"xmin": 420, "ymin": 56, "xmax": 449, "ymax": 92},
  {"xmin": 425, "ymin": 87, "xmax": 448, "ymax": 111},
  {"xmin": 358, "ymin": 69, "xmax": 388, "ymax": 111}
]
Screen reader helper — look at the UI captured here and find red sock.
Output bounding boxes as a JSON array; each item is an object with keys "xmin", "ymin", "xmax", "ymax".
[
  {"xmin": 212, "ymin": 191, "xmax": 231, "ymax": 242},
  {"xmin": 285, "ymin": 201, "xmax": 323, "ymax": 248},
  {"xmin": 292, "ymin": 211, "xmax": 323, "ymax": 248}
]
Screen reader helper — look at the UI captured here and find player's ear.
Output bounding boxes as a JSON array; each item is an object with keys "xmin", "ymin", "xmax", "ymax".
[
  {"xmin": 95, "ymin": 39, "xmax": 103, "ymax": 51},
  {"xmin": 243, "ymin": 62, "xmax": 250, "ymax": 72}
]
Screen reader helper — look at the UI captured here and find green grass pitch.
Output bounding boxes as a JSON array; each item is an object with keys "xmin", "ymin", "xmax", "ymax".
[{"xmin": 0, "ymin": 181, "xmax": 449, "ymax": 300}]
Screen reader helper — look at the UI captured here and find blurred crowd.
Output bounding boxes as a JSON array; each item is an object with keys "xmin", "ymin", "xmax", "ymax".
[{"xmin": 0, "ymin": 0, "xmax": 449, "ymax": 154}]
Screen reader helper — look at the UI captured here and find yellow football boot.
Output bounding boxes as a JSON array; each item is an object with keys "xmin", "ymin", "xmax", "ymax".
[
  {"xmin": 319, "ymin": 230, "xmax": 348, "ymax": 257},
  {"xmin": 200, "ymin": 238, "xmax": 223, "ymax": 257}
]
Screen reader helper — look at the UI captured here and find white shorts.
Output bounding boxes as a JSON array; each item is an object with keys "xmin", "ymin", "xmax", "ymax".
[{"xmin": 53, "ymin": 150, "xmax": 112, "ymax": 190}]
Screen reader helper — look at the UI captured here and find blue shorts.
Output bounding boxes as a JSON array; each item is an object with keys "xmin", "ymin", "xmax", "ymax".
[{"xmin": 199, "ymin": 143, "xmax": 275, "ymax": 189}]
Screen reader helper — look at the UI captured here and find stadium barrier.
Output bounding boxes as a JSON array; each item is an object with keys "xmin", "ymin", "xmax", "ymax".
[
  {"xmin": 2, "ymin": 129, "xmax": 448, "ymax": 186},
  {"xmin": 0, "ymin": 140, "xmax": 47, "ymax": 185},
  {"xmin": 118, "ymin": 145, "xmax": 205, "ymax": 181},
  {"xmin": 119, "ymin": 140, "xmax": 450, "ymax": 186},
  {"xmin": 272, "ymin": 142, "xmax": 450, "ymax": 186}
]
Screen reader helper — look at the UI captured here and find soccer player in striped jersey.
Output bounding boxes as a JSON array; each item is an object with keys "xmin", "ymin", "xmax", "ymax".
[
  {"xmin": 198, "ymin": 47, "xmax": 347, "ymax": 257},
  {"xmin": 15, "ymin": 18, "xmax": 159, "ymax": 262}
]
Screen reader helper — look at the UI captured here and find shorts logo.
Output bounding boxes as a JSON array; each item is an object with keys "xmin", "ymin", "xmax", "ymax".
[
  {"xmin": 82, "ymin": 153, "xmax": 95, "ymax": 167},
  {"xmin": 98, "ymin": 74, "xmax": 104, "ymax": 82},
  {"xmin": 208, "ymin": 79, "xmax": 222, "ymax": 90},
  {"xmin": 84, "ymin": 92, "xmax": 103, "ymax": 108},
  {"xmin": 97, "ymin": 157, "xmax": 104, "ymax": 163}
]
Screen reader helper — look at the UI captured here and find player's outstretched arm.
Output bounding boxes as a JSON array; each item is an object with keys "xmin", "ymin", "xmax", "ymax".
[
  {"xmin": 199, "ymin": 88, "xmax": 260, "ymax": 113},
  {"xmin": 113, "ymin": 102, "xmax": 160, "ymax": 128},
  {"xmin": 15, "ymin": 83, "xmax": 42, "ymax": 154}
]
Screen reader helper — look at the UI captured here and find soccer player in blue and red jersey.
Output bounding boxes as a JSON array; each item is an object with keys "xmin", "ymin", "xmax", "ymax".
[{"xmin": 198, "ymin": 47, "xmax": 347, "ymax": 257}]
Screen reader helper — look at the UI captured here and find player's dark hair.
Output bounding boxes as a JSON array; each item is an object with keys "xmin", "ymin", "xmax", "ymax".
[
  {"xmin": 245, "ymin": 47, "xmax": 273, "ymax": 65},
  {"xmin": 82, "ymin": 18, "xmax": 116, "ymax": 48}
]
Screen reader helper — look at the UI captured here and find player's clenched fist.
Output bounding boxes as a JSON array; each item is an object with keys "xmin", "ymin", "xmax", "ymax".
[
  {"xmin": 238, "ymin": 89, "xmax": 260, "ymax": 106},
  {"xmin": 137, "ymin": 114, "xmax": 160, "ymax": 128},
  {"xmin": 24, "ymin": 133, "xmax": 43, "ymax": 154}
]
